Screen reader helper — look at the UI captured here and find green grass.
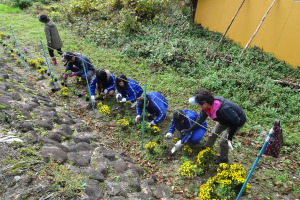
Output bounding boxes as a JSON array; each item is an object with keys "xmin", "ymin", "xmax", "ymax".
[{"xmin": 0, "ymin": 4, "xmax": 20, "ymax": 13}]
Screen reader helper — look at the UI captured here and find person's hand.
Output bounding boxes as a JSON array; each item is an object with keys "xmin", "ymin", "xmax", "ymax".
[
  {"xmin": 69, "ymin": 72, "xmax": 76, "ymax": 77},
  {"xmin": 181, "ymin": 129, "xmax": 189, "ymax": 136},
  {"xmin": 103, "ymin": 89, "xmax": 108, "ymax": 94},
  {"xmin": 149, "ymin": 121, "xmax": 156, "ymax": 126},
  {"xmin": 165, "ymin": 133, "xmax": 173, "ymax": 139},
  {"xmin": 135, "ymin": 115, "xmax": 141, "ymax": 123},
  {"xmin": 62, "ymin": 74, "xmax": 68, "ymax": 79},
  {"xmin": 91, "ymin": 95, "xmax": 95, "ymax": 103},
  {"xmin": 120, "ymin": 98, "xmax": 127, "ymax": 103},
  {"xmin": 116, "ymin": 93, "xmax": 122, "ymax": 101}
]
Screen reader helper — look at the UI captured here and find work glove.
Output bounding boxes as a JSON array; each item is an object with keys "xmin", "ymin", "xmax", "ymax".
[
  {"xmin": 103, "ymin": 89, "xmax": 108, "ymax": 94},
  {"xmin": 120, "ymin": 98, "xmax": 127, "ymax": 103},
  {"xmin": 135, "ymin": 115, "xmax": 141, "ymax": 123},
  {"xmin": 171, "ymin": 140, "xmax": 183, "ymax": 154},
  {"xmin": 69, "ymin": 72, "xmax": 76, "ymax": 77},
  {"xmin": 149, "ymin": 120, "xmax": 156, "ymax": 126},
  {"xmin": 165, "ymin": 133, "xmax": 173, "ymax": 139},
  {"xmin": 62, "ymin": 74, "xmax": 68, "ymax": 79},
  {"xmin": 91, "ymin": 95, "xmax": 95, "ymax": 103},
  {"xmin": 116, "ymin": 93, "xmax": 122, "ymax": 101}
]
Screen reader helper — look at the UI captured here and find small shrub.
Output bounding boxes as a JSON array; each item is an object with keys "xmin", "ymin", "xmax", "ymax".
[
  {"xmin": 97, "ymin": 102, "xmax": 111, "ymax": 115},
  {"xmin": 178, "ymin": 160, "xmax": 197, "ymax": 178},
  {"xmin": 145, "ymin": 141, "xmax": 157, "ymax": 154},
  {"xmin": 196, "ymin": 147, "xmax": 216, "ymax": 172},
  {"xmin": 198, "ymin": 163, "xmax": 251, "ymax": 199}
]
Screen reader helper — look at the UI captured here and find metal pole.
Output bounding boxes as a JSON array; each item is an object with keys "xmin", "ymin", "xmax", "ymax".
[
  {"xmin": 141, "ymin": 83, "xmax": 147, "ymax": 150},
  {"xmin": 81, "ymin": 54, "xmax": 94, "ymax": 111},
  {"xmin": 9, "ymin": 26, "xmax": 27, "ymax": 68},
  {"xmin": 40, "ymin": 41, "xmax": 56, "ymax": 89},
  {"xmin": 236, "ymin": 127, "xmax": 274, "ymax": 200}
]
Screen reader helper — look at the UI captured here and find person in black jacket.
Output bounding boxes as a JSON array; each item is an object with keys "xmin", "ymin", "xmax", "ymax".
[
  {"xmin": 182, "ymin": 88, "xmax": 246, "ymax": 164},
  {"xmin": 62, "ymin": 52, "xmax": 95, "ymax": 83}
]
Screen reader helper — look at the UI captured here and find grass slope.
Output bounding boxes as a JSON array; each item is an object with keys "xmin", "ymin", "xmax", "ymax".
[{"xmin": 0, "ymin": 6, "xmax": 299, "ymax": 200}]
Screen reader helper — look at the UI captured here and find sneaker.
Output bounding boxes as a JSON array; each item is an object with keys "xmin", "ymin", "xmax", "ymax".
[{"xmin": 214, "ymin": 156, "xmax": 229, "ymax": 165}]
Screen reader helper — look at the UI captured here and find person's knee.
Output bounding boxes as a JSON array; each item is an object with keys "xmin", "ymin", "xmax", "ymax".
[{"xmin": 190, "ymin": 138, "xmax": 200, "ymax": 144}]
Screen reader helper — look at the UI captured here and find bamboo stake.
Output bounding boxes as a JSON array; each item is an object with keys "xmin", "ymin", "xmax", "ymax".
[
  {"xmin": 219, "ymin": 0, "xmax": 247, "ymax": 44},
  {"xmin": 239, "ymin": 0, "xmax": 277, "ymax": 58}
]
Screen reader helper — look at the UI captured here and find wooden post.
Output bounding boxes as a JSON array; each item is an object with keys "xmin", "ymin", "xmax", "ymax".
[
  {"xmin": 219, "ymin": 0, "xmax": 247, "ymax": 44},
  {"xmin": 239, "ymin": 0, "xmax": 277, "ymax": 58}
]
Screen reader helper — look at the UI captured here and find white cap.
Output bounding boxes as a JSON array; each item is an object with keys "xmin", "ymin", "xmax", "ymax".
[{"xmin": 189, "ymin": 96, "xmax": 198, "ymax": 105}]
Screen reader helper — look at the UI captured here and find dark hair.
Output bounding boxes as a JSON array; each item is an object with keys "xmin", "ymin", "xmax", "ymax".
[
  {"xmin": 116, "ymin": 74, "xmax": 128, "ymax": 93},
  {"xmin": 173, "ymin": 110, "xmax": 185, "ymax": 124},
  {"xmin": 137, "ymin": 95, "xmax": 150, "ymax": 109},
  {"xmin": 62, "ymin": 52, "xmax": 75, "ymax": 62},
  {"xmin": 39, "ymin": 14, "xmax": 50, "ymax": 23},
  {"xmin": 195, "ymin": 88, "xmax": 214, "ymax": 105},
  {"xmin": 96, "ymin": 69, "xmax": 108, "ymax": 94}
]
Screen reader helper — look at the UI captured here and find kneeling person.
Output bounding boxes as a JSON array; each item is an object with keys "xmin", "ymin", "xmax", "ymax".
[
  {"xmin": 166, "ymin": 110, "xmax": 207, "ymax": 154},
  {"xmin": 136, "ymin": 92, "xmax": 168, "ymax": 126}
]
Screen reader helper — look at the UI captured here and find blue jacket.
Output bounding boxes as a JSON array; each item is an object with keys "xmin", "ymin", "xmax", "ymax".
[
  {"xmin": 118, "ymin": 78, "xmax": 143, "ymax": 102},
  {"xmin": 89, "ymin": 72, "xmax": 116, "ymax": 96},
  {"xmin": 137, "ymin": 92, "xmax": 168, "ymax": 124},
  {"xmin": 168, "ymin": 110, "xmax": 207, "ymax": 133},
  {"xmin": 66, "ymin": 53, "xmax": 95, "ymax": 77}
]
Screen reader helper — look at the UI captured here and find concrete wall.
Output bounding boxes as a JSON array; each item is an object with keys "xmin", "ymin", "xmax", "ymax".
[{"xmin": 194, "ymin": 0, "xmax": 300, "ymax": 67}]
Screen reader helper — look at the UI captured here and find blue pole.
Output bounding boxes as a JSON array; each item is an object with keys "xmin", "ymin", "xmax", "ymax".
[
  {"xmin": 81, "ymin": 54, "xmax": 94, "ymax": 111},
  {"xmin": 9, "ymin": 26, "xmax": 27, "ymax": 68},
  {"xmin": 236, "ymin": 127, "xmax": 274, "ymax": 200},
  {"xmin": 40, "ymin": 41, "xmax": 56, "ymax": 89},
  {"xmin": 141, "ymin": 83, "xmax": 147, "ymax": 150}
]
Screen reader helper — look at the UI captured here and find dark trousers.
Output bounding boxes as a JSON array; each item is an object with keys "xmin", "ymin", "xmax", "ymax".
[{"xmin": 48, "ymin": 48, "xmax": 63, "ymax": 57}]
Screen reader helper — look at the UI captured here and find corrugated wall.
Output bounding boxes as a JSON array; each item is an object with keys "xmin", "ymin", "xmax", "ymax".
[{"xmin": 194, "ymin": 0, "xmax": 300, "ymax": 67}]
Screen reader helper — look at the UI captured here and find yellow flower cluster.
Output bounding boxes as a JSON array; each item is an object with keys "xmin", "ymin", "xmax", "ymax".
[
  {"xmin": 116, "ymin": 119, "xmax": 129, "ymax": 127},
  {"xmin": 97, "ymin": 102, "xmax": 110, "ymax": 115},
  {"xmin": 0, "ymin": 32, "xmax": 6, "ymax": 39},
  {"xmin": 199, "ymin": 180, "xmax": 214, "ymax": 199},
  {"xmin": 36, "ymin": 68, "xmax": 46, "ymax": 74},
  {"xmin": 196, "ymin": 147, "xmax": 216, "ymax": 167},
  {"xmin": 198, "ymin": 163, "xmax": 251, "ymax": 200},
  {"xmin": 36, "ymin": 58, "xmax": 45, "ymax": 64},
  {"xmin": 178, "ymin": 161, "xmax": 197, "ymax": 178},
  {"xmin": 27, "ymin": 59, "xmax": 39, "ymax": 68},
  {"xmin": 145, "ymin": 142, "xmax": 157, "ymax": 153},
  {"xmin": 60, "ymin": 87, "xmax": 69, "ymax": 97},
  {"xmin": 172, "ymin": 137, "xmax": 179, "ymax": 143},
  {"xmin": 48, "ymin": 78, "xmax": 53, "ymax": 83},
  {"xmin": 146, "ymin": 125, "xmax": 160, "ymax": 134},
  {"xmin": 182, "ymin": 145, "xmax": 193, "ymax": 155},
  {"xmin": 152, "ymin": 125, "xmax": 160, "ymax": 133},
  {"xmin": 10, "ymin": 53, "xmax": 16, "ymax": 57}
]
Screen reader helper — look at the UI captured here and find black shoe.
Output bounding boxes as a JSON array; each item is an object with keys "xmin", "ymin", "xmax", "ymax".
[{"xmin": 214, "ymin": 156, "xmax": 229, "ymax": 165}]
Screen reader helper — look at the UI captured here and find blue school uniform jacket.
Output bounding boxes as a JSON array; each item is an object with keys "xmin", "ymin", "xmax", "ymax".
[
  {"xmin": 168, "ymin": 109, "xmax": 207, "ymax": 133},
  {"xmin": 118, "ymin": 78, "xmax": 143, "ymax": 102},
  {"xmin": 137, "ymin": 92, "xmax": 168, "ymax": 124},
  {"xmin": 89, "ymin": 72, "xmax": 116, "ymax": 96}
]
